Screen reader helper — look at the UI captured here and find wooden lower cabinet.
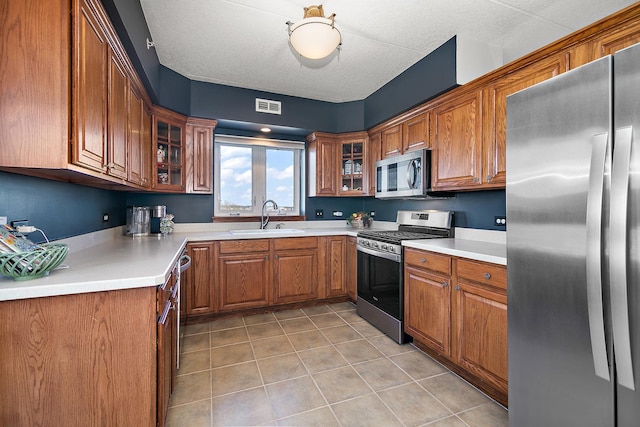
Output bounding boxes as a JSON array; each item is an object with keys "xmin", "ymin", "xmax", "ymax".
[
  {"xmin": 322, "ymin": 236, "xmax": 347, "ymax": 299},
  {"xmin": 0, "ymin": 288, "xmax": 157, "ymax": 426},
  {"xmin": 186, "ymin": 237, "xmax": 350, "ymax": 315},
  {"xmin": 218, "ymin": 240, "xmax": 271, "ymax": 311},
  {"xmin": 185, "ymin": 242, "xmax": 217, "ymax": 315},
  {"xmin": 404, "ymin": 265, "xmax": 451, "ymax": 356},
  {"xmin": 404, "ymin": 248, "xmax": 508, "ymax": 406},
  {"xmin": 452, "ymin": 280, "xmax": 508, "ymax": 396},
  {"xmin": 157, "ymin": 271, "xmax": 178, "ymax": 427},
  {"xmin": 273, "ymin": 237, "xmax": 319, "ymax": 304}
]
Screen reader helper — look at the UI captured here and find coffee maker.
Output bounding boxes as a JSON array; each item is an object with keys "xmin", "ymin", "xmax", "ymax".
[{"xmin": 149, "ymin": 205, "xmax": 167, "ymax": 235}]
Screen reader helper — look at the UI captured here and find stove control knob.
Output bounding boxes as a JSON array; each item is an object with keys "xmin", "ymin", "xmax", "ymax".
[
  {"xmin": 388, "ymin": 246, "xmax": 394, "ymax": 253},
  {"xmin": 381, "ymin": 244, "xmax": 387, "ymax": 250},
  {"xmin": 373, "ymin": 242, "xmax": 379, "ymax": 249}
]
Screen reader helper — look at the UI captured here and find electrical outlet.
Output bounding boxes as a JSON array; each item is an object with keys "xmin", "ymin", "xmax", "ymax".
[
  {"xmin": 369, "ymin": 211, "xmax": 375, "ymax": 217},
  {"xmin": 332, "ymin": 211, "xmax": 343, "ymax": 217},
  {"xmin": 494, "ymin": 216, "xmax": 507, "ymax": 226},
  {"xmin": 103, "ymin": 213, "xmax": 109, "ymax": 222},
  {"xmin": 0, "ymin": 216, "xmax": 7, "ymax": 225},
  {"xmin": 315, "ymin": 209, "xmax": 324, "ymax": 218},
  {"xmin": 11, "ymin": 219, "xmax": 29, "ymax": 228}
]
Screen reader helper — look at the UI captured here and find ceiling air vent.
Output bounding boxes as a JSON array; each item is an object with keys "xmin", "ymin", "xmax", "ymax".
[{"xmin": 256, "ymin": 98, "xmax": 281, "ymax": 115}]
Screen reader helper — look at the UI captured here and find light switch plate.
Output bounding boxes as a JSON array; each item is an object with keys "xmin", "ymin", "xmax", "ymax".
[{"xmin": 0, "ymin": 216, "xmax": 6, "ymax": 225}]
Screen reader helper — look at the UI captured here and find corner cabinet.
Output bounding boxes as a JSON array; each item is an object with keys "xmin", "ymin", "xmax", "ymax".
[
  {"xmin": 185, "ymin": 118, "xmax": 217, "ymax": 194},
  {"xmin": 307, "ymin": 132, "xmax": 338, "ymax": 196},
  {"xmin": 338, "ymin": 133, "xmax": 368, "ymax": 196},
  {"xmin": 153, "ymin": 107, "xmax": 187, "ymax": 192},
  {"xmin": 184, "ymin": 242, "xmax": 218, "ymax": 316},
  {"xmin": 307, "ymin": 131, "xmax": 369, "ymax": 197}
]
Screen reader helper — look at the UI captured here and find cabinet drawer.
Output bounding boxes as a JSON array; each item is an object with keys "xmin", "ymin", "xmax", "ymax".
[
  {"xmin": 219, "ymin": 239, "xmax": 270, "ymax": 254},
  {"xmin": 273, "ymin": 237, "xmax": 318, "ymax": 250},
  {"xmin": 457, "ymin": 259, "xmax": 506, "ymax": 290},
  {"xmin": 404, "ymin": 248, "xmax": 451, "ymax": 275}
]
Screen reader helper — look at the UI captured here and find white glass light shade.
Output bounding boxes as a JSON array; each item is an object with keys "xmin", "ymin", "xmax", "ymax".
[{"xmin": 289, "ymin": 17, "xmax": 341, "ymax": 60}]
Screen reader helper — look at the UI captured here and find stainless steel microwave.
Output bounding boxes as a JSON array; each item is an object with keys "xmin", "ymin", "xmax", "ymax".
[{"xmin": 375, "ymin": 149, "xmax": 433, "ymax": 199}]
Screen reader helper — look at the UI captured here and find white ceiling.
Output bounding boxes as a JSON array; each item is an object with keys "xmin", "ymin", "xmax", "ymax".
[{"xmin": 140, "ymin": 0, "xmax": 636, "ymax": 103}]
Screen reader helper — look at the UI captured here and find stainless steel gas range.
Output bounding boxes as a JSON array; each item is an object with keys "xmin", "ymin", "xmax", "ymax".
[{"xmin": 356, "ymin": 210, "xmax": 453, "ymax": 344}]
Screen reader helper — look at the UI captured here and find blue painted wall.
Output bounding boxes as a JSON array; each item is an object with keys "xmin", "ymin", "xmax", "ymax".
[
  {"xmin": 0, "ymin": 172, "xmax": 126, "ymax": 242},
  {"xmin": 305, "ymin": 191, "xmax": 506, "ymax": 231},
  {"xmin": 364, "ymin": 37, "xmax": 459, "ymax": 128}
]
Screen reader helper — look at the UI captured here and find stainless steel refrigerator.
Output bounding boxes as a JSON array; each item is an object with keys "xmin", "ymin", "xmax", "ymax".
[{"xmin": 506, "ymin": 42, "xmax": 640, "ymax": 426}]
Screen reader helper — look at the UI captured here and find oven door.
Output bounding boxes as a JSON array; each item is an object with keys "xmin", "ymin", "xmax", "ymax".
[{"xmin": 356, "ymin": 245, "xmax": 402, "ymax": 319}]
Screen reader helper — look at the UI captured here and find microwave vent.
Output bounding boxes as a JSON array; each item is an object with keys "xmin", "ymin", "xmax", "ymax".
[{"xmin": 256, "ymin": 98, "xmax": 281, "ymax": 115}]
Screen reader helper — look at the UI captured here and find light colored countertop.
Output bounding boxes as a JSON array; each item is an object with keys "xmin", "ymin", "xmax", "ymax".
[
  {"xmin": 0, "ymin": 226, "xmax": 360, "ymax": 301},
  {"xmin": 402, "ymin": 238, "xmax": 507, "ymax": 265},
  {"xmin": 0, "ymin": 223, "xmax": 505, "ymax": 301}
]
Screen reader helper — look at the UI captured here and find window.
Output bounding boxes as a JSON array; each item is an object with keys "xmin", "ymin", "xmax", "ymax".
[{"xmin": 214, "ymin": 135, "xmax": 305, "ymax": 217}]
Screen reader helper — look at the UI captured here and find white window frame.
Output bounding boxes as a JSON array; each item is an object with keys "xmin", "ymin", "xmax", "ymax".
[{"xmin": 214, "ymin": 135, "xmax": 305, "ymax": 218}]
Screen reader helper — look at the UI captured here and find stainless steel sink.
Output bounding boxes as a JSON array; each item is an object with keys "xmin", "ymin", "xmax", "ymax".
[{"xmin": 228, "ymin": 228, "xmax": 305, "ymax": 235}]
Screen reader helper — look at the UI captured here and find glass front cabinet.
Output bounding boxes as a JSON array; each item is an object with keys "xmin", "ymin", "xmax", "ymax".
[
  {"xmin": 338, "ymin": 132, "xmax": 368, "ymax": 196},
  {"xmin": 153, "ymin": 107, "xmax": 187, "ymax": 192}
]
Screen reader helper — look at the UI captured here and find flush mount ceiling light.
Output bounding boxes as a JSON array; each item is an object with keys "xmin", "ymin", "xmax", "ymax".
[{"xmin": 286, "ymin": 5, "xmax": 341, "ymax": 60}]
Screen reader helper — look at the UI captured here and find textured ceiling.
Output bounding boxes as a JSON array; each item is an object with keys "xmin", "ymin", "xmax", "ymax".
[{"xmin": 140, "ymin": 0, "xmax": 636, "ymax": 103}]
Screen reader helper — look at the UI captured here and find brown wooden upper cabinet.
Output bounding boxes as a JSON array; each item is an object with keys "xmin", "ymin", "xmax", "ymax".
[
  {"xmin": 338, "ymin": 132, "xmax": 368, "ymax": 196},
  {"xmin": 307, "ymin": 132, "xmax": 338, "ymax": 196},
  {"xmin": 185, "ymin": 118, "xmax": 217, "ymax": 194},
  {"xmin": 367, "ymin": 132, "xmax": 382, "ymax": 195},
  {"xmin": 127, "ymin": 86, "xmax": 152, "ymax": 189},
  {"xmin": 152, "ymin": 107, "xmax": 187, "ymax": 192},
  {"xmin": 307, "ymin": 131, "xmax": 369, "ymax": 197},
  {"xmin": 379, "ymin": 111, "xmax": 429, "ymax": 160},
  {"xmin": 381, "ymin": 124, "xmax": 403, "ymax": 158},
  {"xmin": 431, "ymin": 89, "xmax": 484, "ymax": 191},
  {"xmin": 482, "ymin": 53, "xmax": 569, "ymax": 187},
  {"xmin": 403, "ymin": 112, "xmax": 430, "ymax": 152}
]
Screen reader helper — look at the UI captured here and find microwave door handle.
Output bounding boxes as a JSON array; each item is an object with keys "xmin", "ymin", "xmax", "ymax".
[{"xmin": 406, "ymin": 159, "xmax": 419, "ymax": 189}]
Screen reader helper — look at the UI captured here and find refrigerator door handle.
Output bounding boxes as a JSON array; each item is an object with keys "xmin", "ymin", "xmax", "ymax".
[
  {"xmin": 586, "ymin": 132, "xmax": 610, "ymax": 381},
  {"xmin": 610, "ymin": 125, "xmax": 635, "ymax": 391}
]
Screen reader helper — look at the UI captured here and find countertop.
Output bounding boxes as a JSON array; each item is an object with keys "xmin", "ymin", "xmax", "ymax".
[
  {"xmin": 0, "ymin": 225, "xmax": 505, "ymax": 301},
  {"xmin": 0, "ymin": 227, "xmax": 359, "ymax": 301},
  {"xmin": 403, "ymin": 238, "xmax": 507, "ymax": 265}
]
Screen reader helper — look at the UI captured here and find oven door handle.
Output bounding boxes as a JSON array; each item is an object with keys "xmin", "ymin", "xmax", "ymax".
[{"xmin": 357, "ymin": 245, "xmax": 401, "ymax": 263}]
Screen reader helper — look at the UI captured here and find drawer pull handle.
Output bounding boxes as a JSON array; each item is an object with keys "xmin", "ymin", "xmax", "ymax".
[
  {"xmin": 484, "ymin": 272, "xmax": 491, "ymax": 279},
  {"xmin": 442, "ymin": 281, "xmax": 447, "ymax": 288},
  {"xmin": 420, "ymin": 257, "xmax": 426, "ymax": 263},
  {"xmin": 455, "ymin": 285, "xmax": 460, "ymax": 291}
]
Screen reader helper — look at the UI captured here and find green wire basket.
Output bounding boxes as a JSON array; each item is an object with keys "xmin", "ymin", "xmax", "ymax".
[{"xmin": 0, "ymin": 244, "xmax": 69, "ymax": 281}]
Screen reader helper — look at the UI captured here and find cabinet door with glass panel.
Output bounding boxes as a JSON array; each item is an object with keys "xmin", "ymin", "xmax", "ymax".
[
  {"xmin": 214, "ymin": 135, "xmax": 304, "ymax": 220},
  {"xmin": 338, "ymin": 132, "xmax": 368, "ymax": 196},
  {"xmin": 153, "ymin": 107, "xmax": 187, "ymax": 192}
]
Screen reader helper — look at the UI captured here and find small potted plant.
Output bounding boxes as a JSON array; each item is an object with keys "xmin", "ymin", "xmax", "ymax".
[{"xmin": 347, "ymin": 211, "xmax": 372, "ymax": 229}]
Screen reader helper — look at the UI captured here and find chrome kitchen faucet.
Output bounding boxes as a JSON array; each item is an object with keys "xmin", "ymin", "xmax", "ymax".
[{"xmin": 260, "ymin": 199, "xmax": 278, "ymax": 229}]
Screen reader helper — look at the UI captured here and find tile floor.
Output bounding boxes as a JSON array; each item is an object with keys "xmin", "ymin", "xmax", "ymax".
[{"xmin": 167, "ymin": 302, "xmax": 508, "ymax": 427}]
